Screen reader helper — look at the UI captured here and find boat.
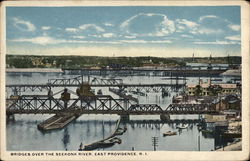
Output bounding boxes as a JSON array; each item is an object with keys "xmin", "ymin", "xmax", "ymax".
[
  {"xmin": 82, "ymin": 137, "xmax": 121, "ymax": 151},
  {"xmin": 176, "ymin": 124, "xmax": 188, "ymax": 129},
  {"xmin": 109, "ymin": 137, "xmax": 122, "ymax": 144},
  {"xmin": 163, "ymin": 131, "xmax": 177, "ymax": 136},
  {"xmin": 83, "ymin": 141, "xmax": 114, "ymax": 150},
  {"xmin": 114, "ymin": 127, "xmax": 126, "ymax": 135}
]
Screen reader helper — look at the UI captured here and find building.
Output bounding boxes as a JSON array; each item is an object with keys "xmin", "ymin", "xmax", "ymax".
[
  {"xmin": 186, "ymin": 79, "xmax": 240, "ymax": 96},
  {"xmin": 212, "ymin": 94, "xmax": 241, "ymax": 111}
]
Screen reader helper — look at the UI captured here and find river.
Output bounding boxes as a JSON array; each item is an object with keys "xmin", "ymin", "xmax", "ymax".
[{"xmin": 6, "ymin": 71, "xmax": 237, "ymax": 151}]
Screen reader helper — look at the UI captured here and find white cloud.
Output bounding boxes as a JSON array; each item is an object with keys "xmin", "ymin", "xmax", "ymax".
[
  {"xmin": 176, "ymin": 19, "xmax": 198, "ymax": 28},
  {"xmin": 199, "ymin": 15, "xmax": 219, "ymax": 22},
  {"xmin": 103, "ymin": 23, "xmax": 114, "ymax": 27},
  {"xmin": 12, "ymin": 36, "xmax": 66, "ymax": 45},
  {"xmin": 194, "ymin": 40, "xmax": 240, "ymax": 45},
  {"xmin": 65, "ymin": 24, "xmax": 105, "ymax": 33},
  {"xmin": 41, "ymin": 26, "xmax": 51, "ymax": 30},
  {"xmin": 11, "ymin": 36, "xmax": 122, "ymax": 45},
  {"xmin": 65, "ymin": 28, "xmax": 79, "ymax": 33},
  {"xmin": 198, "ymin": 28, "xmax": 223, "ymax": 35},
  {"xmin": 11, "ymin": 34, "xmax": 174, "ymax": 46},
  {"xmin": 120, "ymin": 14, "xmax": 138, "ymax": 29},
  {"xmin": 176, "ymin": 25, "xmax": 185, "ymax": 31},
  {"xmin": 102, "ymin": 33, "xmax": 115, "ymax": 38},
  {"xmin": 181, "ymin": 34, "xmax": 193, "ymax": 38},
  {"xmin": 13, "ymin": 17, "xmax": 36, "ymax": 32},
  {"xmin": 120, "ymin": 40, "xmax": 172, "ymax": 44},
  {"xmin": 197, "ymin": 15, "xmax": 239, "ymax": 37},
  {"xmin": 124, "ymin": 35, "xmax": 137, "ymax": 39},
  {"xmin": 79, "ymin": 24, "xmax": 105, "ymax": 32},
  {"xmin": 90, "ymin": 34, "xmax": 102, "ymax": 38},
  {"xmin": 225, "ymin": 35, "xmax": 241, "ymax": 41},
  {"xmin": 120, "ymin": 13, "xmax": 175, "ymax": 37},
  {"xmin": 175, "ymin": 19, "xmax": 198, "ymax": 34},
  {"xmin": 72, "ymin": 36, "xmax": 85, "ymax": 39},
  {"xmin": 228, "ymin": 24, "xmax": 240, "ymax": 31}
]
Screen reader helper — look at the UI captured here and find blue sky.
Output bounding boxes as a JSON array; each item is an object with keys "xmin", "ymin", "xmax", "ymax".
[{"xmin": 6, "ymin": 6, "xmax": 241, "ymax": 57}]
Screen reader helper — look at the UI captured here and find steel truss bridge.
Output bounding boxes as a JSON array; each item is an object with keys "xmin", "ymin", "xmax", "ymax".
[
  {"xmin": 6, "ymin": 95, "xmax": 217, "ymax": 115},
  {"xmin": 6, "ymin": 84, "xmax": 184, "ymax": 93},
  {"xmin": 62, "ymin": 68, "xmax": 228, "ymax": 77},
  {"xmin": 6, "ymin": 75, "xmax": 185, "ymax": 94}
]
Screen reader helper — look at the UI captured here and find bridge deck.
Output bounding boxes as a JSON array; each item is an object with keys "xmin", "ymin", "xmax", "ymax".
[{"xmin": 6, "ymin": 95, "xmax": 217, "ymax": 115}]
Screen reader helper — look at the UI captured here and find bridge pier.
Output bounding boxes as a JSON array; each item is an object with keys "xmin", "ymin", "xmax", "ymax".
[
  {"xmin": 120, "ymin": 114, "xmax": 130, "ymax": 122},
  {"xmin": 7, "ymin": 114, "xmax": 15, "ymax": 121},
  {"xmin": 160, "ymin": 114, "xmax": 170, "ymax": 121}
]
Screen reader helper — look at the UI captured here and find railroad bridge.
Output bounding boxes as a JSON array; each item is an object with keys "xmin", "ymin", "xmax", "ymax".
[
  {"xmin": 6, "ymin": 75, "xmax": 185, "ymax": 95},
  {"xmin": 6, "ymin": 95, "xmax": 217, "ymax": 117},
  {"xmin": 62, "ymin": 67, "xmax": 228, "ymax": 77}
]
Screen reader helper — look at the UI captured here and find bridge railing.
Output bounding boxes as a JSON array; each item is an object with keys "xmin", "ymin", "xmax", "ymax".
[{"xmin": 6, "ymin": 95, "xmax": 133, "ymax": 114}]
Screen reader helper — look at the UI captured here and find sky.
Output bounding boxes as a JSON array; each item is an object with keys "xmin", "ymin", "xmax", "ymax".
[{"xmin": 6, "ymin": 6, "xmax": 241, "ymax": 57}]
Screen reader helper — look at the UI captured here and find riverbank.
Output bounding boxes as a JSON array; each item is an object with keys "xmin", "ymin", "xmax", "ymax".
[
  {"xmin": 6, "ymin": 68, "xmax": 63, "ymax": 73},
  {"xmin": 216, "ymin": 139, "xmax": 242, "ymax": 151}
]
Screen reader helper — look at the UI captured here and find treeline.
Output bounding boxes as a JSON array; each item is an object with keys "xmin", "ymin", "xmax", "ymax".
[{"xmin": 6, "ymin": 55, "xmax": 241, "ymax": 69}]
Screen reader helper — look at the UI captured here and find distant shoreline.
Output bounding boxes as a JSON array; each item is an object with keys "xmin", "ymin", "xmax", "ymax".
[{"xmin": 6, "ymin": 68, "xmax": 63, "ymax": 73}]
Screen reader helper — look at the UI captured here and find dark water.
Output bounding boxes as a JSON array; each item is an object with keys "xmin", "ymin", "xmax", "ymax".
[{"xmin": 6, "ymin": 72, "xmax": 234, "ymax": 151}]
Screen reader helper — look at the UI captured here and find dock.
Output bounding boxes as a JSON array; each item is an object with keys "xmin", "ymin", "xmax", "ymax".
[{"xmin": 37, "ymin": 113, "xmax": 78, "ymax": 131}]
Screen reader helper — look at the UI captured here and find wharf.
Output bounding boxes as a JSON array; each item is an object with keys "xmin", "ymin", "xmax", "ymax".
[
  {"xmin": 216, "ymin": 139, "xmax": 242, "ymax": 151},
  {"xmin": 109, "ymin": 88, "xmax": 139, "ymax": 103},
  {"xmin": 37, "ymin": 113, "xmax": 78, "ymax": 131}
]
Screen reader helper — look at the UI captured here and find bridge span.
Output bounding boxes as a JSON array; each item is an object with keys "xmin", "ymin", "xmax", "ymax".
[
  {"xmin": 6, "ymin": 75, "xmax": 185, "ymax": 94},
  {"xmin": 6, "ymin": 95, "xmax": 217, "ymax": 116}
]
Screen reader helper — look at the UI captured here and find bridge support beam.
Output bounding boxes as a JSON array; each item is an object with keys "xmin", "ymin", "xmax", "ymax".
[
  {"xmin": 7, "ymin": 114, "xmax": 15, "ymax": 121},
  {"xmin": 120, "ymin": 114, "xmax": 130, "ymax": 122},
  {"xmin": 160, "ymin": 114, "xmax": 170, "ymax": 121}
]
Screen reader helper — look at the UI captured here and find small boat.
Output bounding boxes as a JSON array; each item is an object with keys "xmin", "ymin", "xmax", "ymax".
[
  {"xmin": 163, "ymin": 131, "xmax": 177, "ymax": 136},
  {"xmin": 82, "ymin": 137, "xmax": 119, "ymax": 151},
  {"xmin": 114, "ymin": 127, "xmax": 126, "ymax": 135},
  {"xmin": 177, "ymin": 124, "xmax": 188, "ymax": 129},
  {"xmin": 109, "ymin": 137, "xmax": 122, "ymax": 144}
]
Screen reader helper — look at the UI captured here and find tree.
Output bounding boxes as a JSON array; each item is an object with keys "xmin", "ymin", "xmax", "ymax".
[
  {"xmin": 208, "ymin": 84, "xmax": 222, "ymax": 96},
  {"xmin": 194, "ymin": 85, "xmax": 202, "ymax": 96}
]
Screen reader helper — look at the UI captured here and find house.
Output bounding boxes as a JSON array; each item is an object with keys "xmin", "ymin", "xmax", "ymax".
[
  {"xmin": 213, "ymin": 94, "xmax": 241, "ymax": 111},
  {"xmin": 204, "ymin": 114, "xmax": 228, "ymax": 132},
  {"xmin": 186, "ymin": 79, "xmax": 240, "ymax": 96}
]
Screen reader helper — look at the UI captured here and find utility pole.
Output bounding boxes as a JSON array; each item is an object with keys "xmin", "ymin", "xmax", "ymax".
[
  {"xmin": 151, "ymin": 137, "xmax": 158, "ymax": 151},
  {"xmin": 198, "ymin": 131, "xmax": 201, "ymax": 151}
]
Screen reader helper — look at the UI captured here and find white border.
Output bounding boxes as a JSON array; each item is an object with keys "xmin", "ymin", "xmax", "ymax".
[{"xmin": 0, "ymin": 1, "xmax": 249, "ymax": 161}]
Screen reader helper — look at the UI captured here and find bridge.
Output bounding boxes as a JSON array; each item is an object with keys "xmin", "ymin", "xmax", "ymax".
[
  {"xmin": 6, "ymin": 83, "xmax": 184, "ymax": 94},
  {"xmin": 6, "ymin": 95, "xmax": 217, "ymax": 116},
  {"xmin": 62, "ymin": 67, "xmax": 227, "ymax": 77},
  {"xmin": 6, "ymin": 75, "xmax": 185, "ymax": 95}
]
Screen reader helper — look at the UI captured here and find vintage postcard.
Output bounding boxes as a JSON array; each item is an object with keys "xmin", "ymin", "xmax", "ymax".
[{"xmin": 0, "ymin": 0, "xmax": 249, "ymax": 161}]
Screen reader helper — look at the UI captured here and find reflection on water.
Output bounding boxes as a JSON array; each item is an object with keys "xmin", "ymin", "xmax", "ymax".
[
  {"xmin": 7, "ymin": 114, "xmax": 217, "ymax": 151},
  {"xmin": 62, "ymin": 128, "xmax": 70, "ymax": 151}
]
